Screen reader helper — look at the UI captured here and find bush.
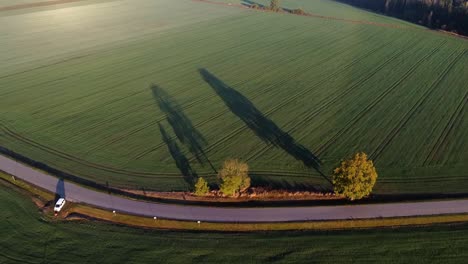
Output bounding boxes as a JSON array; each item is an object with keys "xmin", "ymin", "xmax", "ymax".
[
  {"xmin": 218, "ymin": 159, "xmax": 250, "ymax": 197},
  {"xmin": 292, "ymin": 8, "xmax": 305, "ymax": 15},
  {"xmin": 332, "ymin": 152, "xmax": 377, "ymax": 201},
  {"xmin": 250, "ymin": 4, "xmax": 259, "ymax": 9},
  {"xmin": 270, "ymin": 0, "xmax": 281, "ymax": 12},
  {"xmin": 194, "ymin": 177, "xmax": 210, "ymax": 196}
]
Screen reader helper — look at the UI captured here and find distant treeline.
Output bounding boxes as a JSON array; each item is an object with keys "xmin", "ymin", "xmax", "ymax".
[{"xmin": 337, "ymin": 0, "xmax": 468, "ymax": 35}]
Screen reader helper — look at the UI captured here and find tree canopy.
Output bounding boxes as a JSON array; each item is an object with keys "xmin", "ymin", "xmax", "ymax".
[
  {"xmin": 332, "ymin": 152, "xmax": 378, "ymax": 200},
  {"xmin": 194, "ymin": 177, "xmax": 210, "ymax": 196},
  {"xmin": 218, "ymin": 159, "xmax": 250, "ymax": 197}
]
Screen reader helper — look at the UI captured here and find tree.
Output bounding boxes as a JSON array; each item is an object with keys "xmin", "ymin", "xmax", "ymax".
[
  {"xmin": 332, "ymin": 152, "xmax": 377, "ymax": 201},
  {"xmin": 194, "ymin": 177, "xmax": 210, "ymax": 196},
  {"xmin": 270, "ymin": 0, "xmax": 281, "ymax": 11},
  {"xmin": 218, "ymin": 159, "xmax": 250, "ymax": 197}
]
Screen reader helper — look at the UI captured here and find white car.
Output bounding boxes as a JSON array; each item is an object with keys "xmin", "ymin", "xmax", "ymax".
[{"xmin": 54, "ymin": 198, "xmax": 66, "ymax": 213}]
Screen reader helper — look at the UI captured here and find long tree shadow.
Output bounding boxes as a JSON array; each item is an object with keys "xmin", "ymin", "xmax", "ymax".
[
  {"xmin": 199, "ymin": 69, "xmax": 331, "ymax": 185},
  {"xmin": 151, "ymin": 85, "xmax": 216, "ymax": 173},
  {"xmin": 159, "ymin": 123, "xmax": 197, "ymax": 188}
]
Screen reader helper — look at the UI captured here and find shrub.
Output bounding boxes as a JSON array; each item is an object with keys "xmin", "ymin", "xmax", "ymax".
[
  {"xmin": 292, "ymin": 8, "xmax": 305, "ymax": 15},
  {"xmin": 194, "ymin": 177, "xmax": 210, "ymax": 196},
  {"xmin": 218, "ymin": 159, "xmax": 250, "ymax": 197},
  {"xmin": 270, "ymin": 0, "xmax": 281, "ymax": 12},
  {"xmin": 332, "ymin": 152, "xmax": 377, "ymax": 201}
]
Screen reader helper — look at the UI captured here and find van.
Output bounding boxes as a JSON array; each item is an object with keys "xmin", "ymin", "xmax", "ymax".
[{"xmin": 54, "ymin": 198, "xmax": 66, "ymax": 213}]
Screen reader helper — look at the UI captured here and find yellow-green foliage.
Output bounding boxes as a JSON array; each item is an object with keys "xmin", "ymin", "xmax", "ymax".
[
  {"xmin": 270, "ymin": 0, "xmax": 281, "ymax": 11},
  {"xmin": 333, "ymin": 152, "xmax": 377, "ymax": 200},
  {"xmin": 292, "ymin": 8, "xmax": 306, "ymax": 15},
  {"xmin": 219, "ymin": 159, "xmax": 250, "ymax": 197},
  {"xmin": 194, "ymin": 177, "xmax": 210, "ymax": 196}
]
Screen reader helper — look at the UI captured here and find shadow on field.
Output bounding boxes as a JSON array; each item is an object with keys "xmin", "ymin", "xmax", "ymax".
[
  {"xmin": 199, "ymin": 68, "xmax": 331, "ymax": 187},
  {"xmin": 159, "ymin": 123, "xmax": 197, "ymax": 187},
  {"xmin": 151, "ymin": 85, "xmax": 217, "ymax": 173},
  {"xmin": 55, "ymin": 178, "xmax": 65, "ymax": 202}
]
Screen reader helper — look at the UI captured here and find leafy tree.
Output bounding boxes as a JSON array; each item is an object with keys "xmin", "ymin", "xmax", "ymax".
[
  {"xmin": 332, "ymin": 152, "xmax": 377, "ymax": 201},
  {"xmin": 218, "ymin": 159, "xmax": 250, "ymax": 197},
  {"xmin": 270, "ymin": 0, "xmax": 281, "ymax": 11},
  {"xmin": 194, "ymin": 177, "xmax": 210, "ymax": 196}
]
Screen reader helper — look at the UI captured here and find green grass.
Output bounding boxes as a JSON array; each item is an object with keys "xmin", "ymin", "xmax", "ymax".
[
  {"xmin": 2, "ymin": 181, "xmax": 468, "ymax": 263},
  {"xmin": 1, "ymin": 0, "xmax": 467, "ymax": 193}
]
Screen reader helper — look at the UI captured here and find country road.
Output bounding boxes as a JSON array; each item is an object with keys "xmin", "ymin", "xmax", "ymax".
[{"xmin": 2, "ymin": 154, "xmax": 468, "ymax": 223}]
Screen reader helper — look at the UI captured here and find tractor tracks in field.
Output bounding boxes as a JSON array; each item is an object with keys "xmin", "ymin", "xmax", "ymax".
[
  {"xmin": 311, "ymin": 40, "xmax": 447, "ymax": 159},
  {"xmin": 91, "ymin": 25, "xmax": 344, "ymax": 157},
  {"xmin": 0, "ymin": 29, "xmax": 381, "ymax": 180},
  {"xmin": 28, "ymin": 21, "xmax": 291, "ymax": 117},
  {"xmin": 370, "ymin": 49, "xmax": 466, "ymax": 161},
  {"xmin": 422, "ymin": 51, "xmax": 468, "ymax": 165},
  {"xmin": 244, "ymin": 37, "xmax": 417, "ymax": 163},
  {"xmin": 174, "ymin": 32, "xmax": 384, "ymax": 162},
  {"xmin": 131, "ymin": 28, "xmax": 371, "ymax": 159},
  {"xmin": 1, "ymin": 25, "xmax": 356, "ymax": 180}
]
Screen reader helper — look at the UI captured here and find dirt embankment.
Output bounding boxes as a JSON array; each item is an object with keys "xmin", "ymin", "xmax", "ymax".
[{"xmin": 122, "ymin": 187, "xmax": 342, "ymax": 203}]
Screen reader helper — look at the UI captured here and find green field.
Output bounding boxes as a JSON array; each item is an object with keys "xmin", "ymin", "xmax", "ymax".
[
  {"xmin": 1, "ymin": 0, "xmax": 467, "ymax": 193},
  {"xmin": 2, "ymin": 182, "xmax": 468, "ymax": 263}
]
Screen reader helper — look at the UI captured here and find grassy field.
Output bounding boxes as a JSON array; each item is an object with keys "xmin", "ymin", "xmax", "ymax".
[
  {"xmin": 2, "ymin": 183, "xmax": 468, "ymax": 263},
  {"xmin": 1, "ymin": 0, "xmax": 467, "ymax": 193}
]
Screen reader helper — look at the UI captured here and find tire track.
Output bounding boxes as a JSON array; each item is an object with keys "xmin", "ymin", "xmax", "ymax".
[
  {"xmin": 88, "ymin": 24, "xmax": 349, "ymax": 154},
  {"xmin": 313, "ymin": 40, "xmax": 447, "ymax": 158},
  {"xmin": 423, "ymin": 76, "xmax": 468, "ymax": 165},
  {"xmin": 176, "ymin": 33, "xmax": 384, "ymax": 161},
  {"xmin": 132, "ymin": 27, "xmax": 373, "ymax": 159},
  {"xmin": 245, "ymin": 37, "xmax": 414, "ymax": 162},
  {"xmin": 370, "ymin": 49, "xmax": 466, "ymax": 161}
]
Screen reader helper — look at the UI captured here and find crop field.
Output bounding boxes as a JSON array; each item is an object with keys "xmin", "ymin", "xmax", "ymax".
[
  {"xmin": 1, "ymin": 0, "xmax": 467, "ymax": 193},
  {"xmin": 2, "ymin": 182, "xmax": 468, "ymax": 263}
]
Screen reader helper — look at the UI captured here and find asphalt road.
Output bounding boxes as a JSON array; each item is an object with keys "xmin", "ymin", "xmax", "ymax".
[{"xmin": 2, "ymin": 155, "xmax": 468, "ymax": 223}]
